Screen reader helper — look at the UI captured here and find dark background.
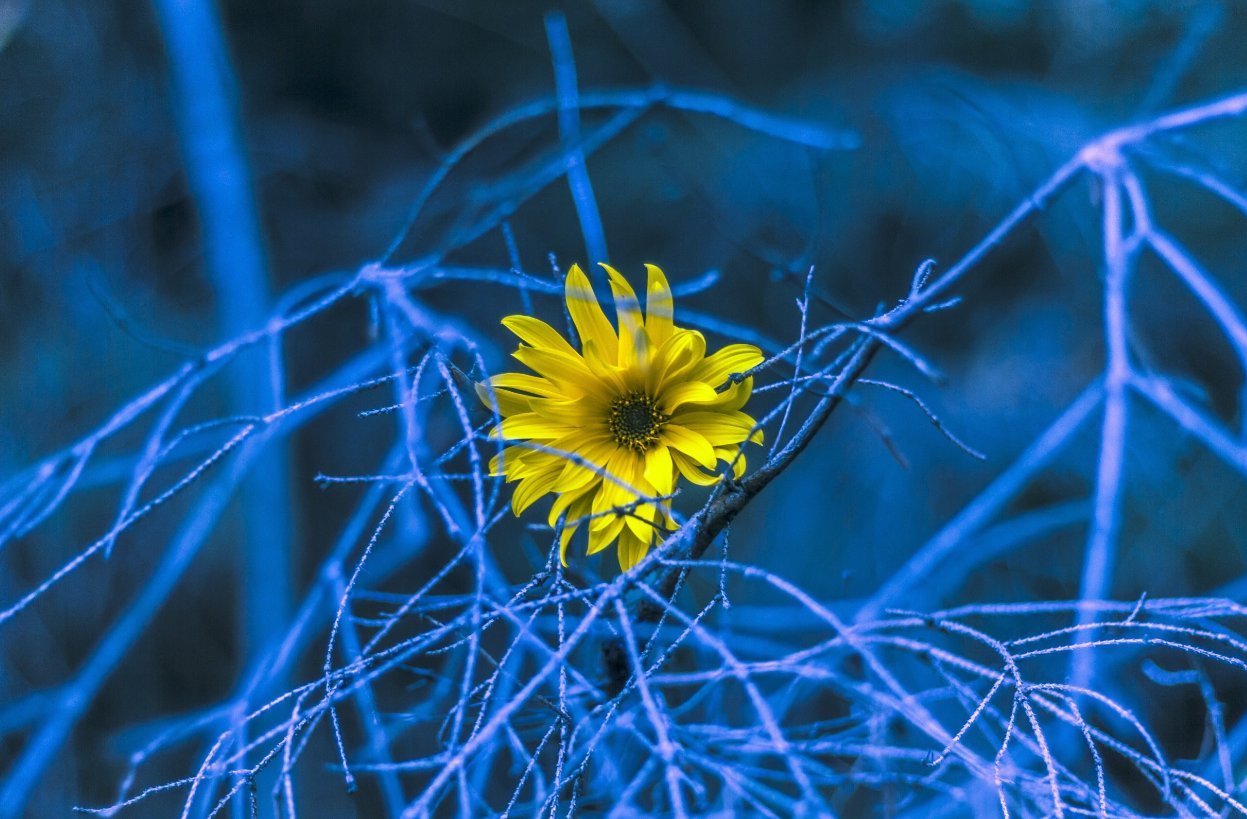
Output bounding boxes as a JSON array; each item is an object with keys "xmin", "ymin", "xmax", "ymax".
[{"xmin": 2, "ymin": 0, "xmax": 1246, "ymax": 814}]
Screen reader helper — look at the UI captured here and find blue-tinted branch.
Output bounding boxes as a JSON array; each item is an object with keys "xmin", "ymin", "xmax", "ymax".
[{"xmin": 151, "ymin": 0, "xmax": 295, "ymax": 677}]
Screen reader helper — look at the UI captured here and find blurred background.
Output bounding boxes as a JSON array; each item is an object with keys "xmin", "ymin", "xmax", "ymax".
[{"xmin": 1, "ymin": 0, "xmax": 1246, "ymax": 814}]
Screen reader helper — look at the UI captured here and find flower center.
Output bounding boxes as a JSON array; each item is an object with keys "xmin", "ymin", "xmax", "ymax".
[{"xmin": 608, "ymin": 392, "xmax": 668, "ymax": 452}]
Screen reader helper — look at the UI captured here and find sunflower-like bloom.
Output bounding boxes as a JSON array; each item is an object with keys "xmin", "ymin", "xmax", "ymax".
[{"xmin": 477, "ymin": 263, "xmax": 764, "ymax": 571}]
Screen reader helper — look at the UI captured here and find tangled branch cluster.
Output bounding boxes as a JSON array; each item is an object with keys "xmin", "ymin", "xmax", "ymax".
[{"xmin": 2, "ymin": 11, "xmax": 1247, "ymax": 817}]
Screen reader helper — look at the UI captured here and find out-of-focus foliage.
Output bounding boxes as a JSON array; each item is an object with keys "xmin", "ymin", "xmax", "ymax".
[{"xmin": 1, "ymin": 1, "xmax": 1246, "ymax": 816}]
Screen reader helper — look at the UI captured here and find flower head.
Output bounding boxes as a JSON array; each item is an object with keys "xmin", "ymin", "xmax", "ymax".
[{"xmin": 478, "ymin": 263, "xmax": 764, "ymax": 571}]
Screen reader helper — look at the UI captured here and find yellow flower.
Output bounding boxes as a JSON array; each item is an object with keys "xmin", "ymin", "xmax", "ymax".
[{"xmin": 478, "ymin": 263, "xmax": 764, "ymax": 571}]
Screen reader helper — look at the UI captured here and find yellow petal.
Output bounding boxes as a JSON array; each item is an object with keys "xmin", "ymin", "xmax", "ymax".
[
  {"xmin": 488, "ymin": 372, "xmax": 562, "ymax": 398},
  {"xmin": 548, "ymin": 481, "xmax": 595, "ymax": 527},
  {"xmin": 511, "ymin": 460, "xmax": 563, "ymax": 515},
  {"xmin": 644, "ymin": 264, "xmax": 674, "ymax": 347},
  {"xmin": 619, "ymin": 455, "xmax": 658, "ymax": 541},
  {"xmin": 530, "ymin": 398, "xmax": 599, "ymax": 428},
  {"xmin": 512, "ymin": 346, "xmax": 593, "ymax": 392},
  {"xmin": 687, "ymin": 344, "xmax": 764, "ymax": 388},
  {"xmin": 582, "ymin": 337, "xmax": 631, "ymax": 394},
  {"xmin": 559, "ymin": 521, "xmax": 578, "ymax": 565},
  {"xmin": 624, "ymin": 500, "xmax": 657, "ymax": 543},
  {"xmin": 616, "ymin": 526, "xmax": 649, "ymax": 571},
  {"xmin": 565, "ymin": 264, "xmax": 617, "ymax": 357},
  {"xmin": 475, "ymin": 382, "xmax": 532, "ymax": 417},
  {"xmin": 553, "ymin": 434, "xmax": 616, "ymax": 493},
  {"xmin": 501, "ymin": 315, "xmax": 578, "ymax": 358},
  {"xmin": 591, "ymin": 446, "xmax": 653, "ymax": 531},
  {"xmin": 643, "ymin": 445, "xmax": 674, "ymax": 497},
  {"xmin": 590, "ymin": 448, "xmax": 642, "ymax": 528},
  {"xmin": 495, "ymin": 413, "xmax": 565, "ymax": 441},
  {"xmin": 715, "ymin": 446, "xmax": 748, "ymax": 479},
  {"xmin": 600, "ymin": 263, "xmax": 649, "ymax": 369},
  {"xmin": 489, "ymin": 445, "xmax": 533, "ymax": 478},
  {"xmin": 661, "ymin": 424, "xmax": 716, "ymax": 469},
  {"xmin": 587, "ymin": 515, "xmax": 626, "ymax": 555},
  {"xmin": 684, "ymin": 378, "xmax": 753, "ymax": 412},
  {"xmin": 648, "ymin": 329, "xmax": 706, "ymax": 394},
  {"xmin": 671, "ymin": 450, "xmax": 720, "ymax": 486},
  {"xmin": 669, "ymin": 410, "xmax": 760, "ymax": 447},
  {"xmin": 673, "ymin": 378, "xmax": 748, "ymax": 411},
  {"xmin": 659, "ymin": 381, "xmax": 718, "ymax": 413},
  {"xmin": 559, "ymin": 492, "xmax": 594, "ymax": 565}
]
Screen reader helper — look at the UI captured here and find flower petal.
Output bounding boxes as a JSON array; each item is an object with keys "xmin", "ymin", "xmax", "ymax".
[
  {"xmin": 649, "ymin": 329, "xmax": 706, "ymax": 394},
  {"xmin": 659, "ymin": 381, "xmax": 718, "ymax": 412},
  {"xmin": 670, "ymin": 410, "xmax": 761, "ymax": 447},
  {"xmin": 475, "ymin": 383, "xmax": 532, "ymax": 417},
  {"xmin": 495, "ymin": 413, "xmax": 565, "ymax": 441},
  {"xmin": 590, "ymin": 448, "xmax": 647, "ymax": 529},
  {"xmin": 565, "ymin": 264, "xmax": 617, "ymax": 357},
  {"xmin": 683, "ymin": 379, "xmax": 753, "ymax": 412},
  {"xmin": 671, "ymin": 450, "xmax": 720, "ymax": 486},
  {"xmin": 501, "ymin": 315, "xmax": 578, "ymax": 358},
  {"xmin": 587, "ymin": 514, "xmax": 626, "ymax": 555},
  {"xmin": 619, "ymin": 455, "xmax": 658, "ymax": 541},
  {"xmin": 512, "ymin": 346, "xmax": 593, "ymax": 392},
  {"xmin": 487, "ymin": 372, "xmax": 562, "ymax": 398},
  {"xmin": 511, "ymin": 459, "xmax": 563, "ymax": 515},
  {"xmin": 616, "ymin": 526, "xmax": 649, "ymax": 571},
  {"xmin": 559, "ymin": 492, "xmax": 594, "ymax": 565},
  {"xmin": 489, "ymin": 445, "xmax": 536, "ymax": 478},
  {"xmin": 623, "ymin": 499, "xmax": 657, "ymax": 543},
  {"xmin": 644, "ymin": 264, "xmax": 674, "ymax": 347},
  {"xmin": 715, "ymin": 446, "xmax": 748, "ymax": 479},
  {"xmin": 530, "ymin": 398, "xmax": 598, "ymax": 428},
  {"xmin": 643, "ymin": 444, "xmax": 674, "ymax": 497},
  {"xmin": 548, "ymin": 481, "xmax": 595, "ymax": 528},
  {"xmin": 601, "ymin": 263, "xmax": 649, "ymax": 369},
  {"xmin": 553, "ymin": 434, "xmax": 616, "ymax": 493},
  {"xmin": 657, "ymin": 503, "xmax": 675, "ymax": 529},
  {"xmin": 688, "ymin": 343, "xmax": 764, "ymax": 387},
  {"xmin": 581, "ymin": 339, "xmax": 631, "ymax": 394},
  {"xmin": 661, "ymin": 424, "xmax": 716, "ymax": 469}
]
